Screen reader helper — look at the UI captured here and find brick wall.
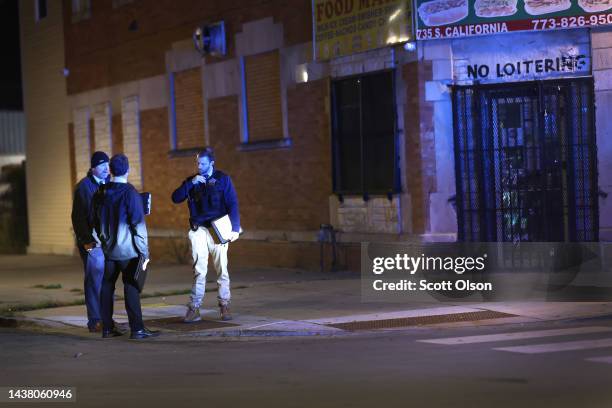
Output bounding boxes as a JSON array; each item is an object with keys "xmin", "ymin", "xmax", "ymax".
[
  {"xmin": 20, "ymin": 0, "xmax": 74, "ymax": 254},
  {"xmin": 140, "ymin": 77, "xmax": 331, "ymax": 232},
  {"xmin": 403, "ymin": 61, "xmax": 435, "ymax": 234},
  {"xmin": 140, "ymin": 107, "xmax": 188, "ymax": 230},
  {"xmin": 68, "ymin": 124, "xmax": 76, "ymax": 188},
  {"xmin": 206, "ymin": 81, "xmax": 332, "ymax": 231},
  {"xmin": 60, "ymin": 0, "xmax": 378, "ymax": 269},
  {"xmin": 63, "ymin": 0, "xmax": 313, "ymax": 95}
]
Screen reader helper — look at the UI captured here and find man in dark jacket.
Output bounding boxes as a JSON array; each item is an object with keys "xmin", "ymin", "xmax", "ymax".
[
  {"xmin": 172, "ymin": 147, "xmax": 240, "ymax": 322},
  {"xmin": 93, "ymin": 153, "xmax": 158, "ymax": 339},
  {"xmin": 71, "ymin": 151, "xmax": 110, "ymax": 332}
]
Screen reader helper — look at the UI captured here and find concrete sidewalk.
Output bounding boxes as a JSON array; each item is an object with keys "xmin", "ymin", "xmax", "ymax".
[{"xmin": 2, "ymin": 254, "xmax": 612, "ymax": 339}]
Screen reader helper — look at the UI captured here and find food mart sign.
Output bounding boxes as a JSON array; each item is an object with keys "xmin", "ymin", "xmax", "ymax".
[
  {"xmin": 313, "ymin": 0, "xmax": 412, "ymax": 60},
  {"xmin": 415, "ymin": 0, "xmax": 612, "ymax": 40}
]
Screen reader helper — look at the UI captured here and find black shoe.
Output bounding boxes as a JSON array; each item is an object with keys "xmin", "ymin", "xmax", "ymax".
[
  {"xmin": 130, "ymin": 328, "xmax": 160, "ymax": 340},
  {"xmin": 102, "ymin": 328, "xmax": 124, "ymax": 338},
  {"xmin": 112, "ymin": 320, "xmax": 129, "ymax": 331}
]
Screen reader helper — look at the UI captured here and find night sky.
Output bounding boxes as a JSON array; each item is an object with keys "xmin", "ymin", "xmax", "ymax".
[{"xmin": 0, "ymin": 0, "xmax": 22, "ymax": 110}]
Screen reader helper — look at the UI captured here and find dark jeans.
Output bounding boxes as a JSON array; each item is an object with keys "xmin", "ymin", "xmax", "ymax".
[
  {"xmin": 101, "ymin": 258, "xmax": 144, "ymax": 332},
  {"xmin": 78, "ymin": 246, "xmax": 104, "ymax": 329}
]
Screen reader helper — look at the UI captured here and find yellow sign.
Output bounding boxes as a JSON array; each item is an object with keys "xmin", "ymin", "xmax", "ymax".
[{"xmin": 313, "ymin": 0, "xmax": 413, "ymax": 60}]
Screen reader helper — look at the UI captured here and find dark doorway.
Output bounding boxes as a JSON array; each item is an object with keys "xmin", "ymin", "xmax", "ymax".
[{"xmin": 453, "ymin": 78, "xmax": 598, "ymax": 242}]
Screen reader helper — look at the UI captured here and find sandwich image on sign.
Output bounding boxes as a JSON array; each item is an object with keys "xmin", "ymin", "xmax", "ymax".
[
  {"xmin": 524, "ymin": 0, "xmax": 571, "ymax": 15},
  {"xmin": 475, "ymin": 0, "xmax": 518, "ymax": 17},
  {"xmin": 578, "ymin": 0, "xmax": 612, "ymax": 12},
  {"xmin": 418, "ymin": 0, "xmax": 469, "ymax": 26}
]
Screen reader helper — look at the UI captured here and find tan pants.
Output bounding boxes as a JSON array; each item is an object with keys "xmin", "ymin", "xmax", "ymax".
[{"xmin": 188, "ymin": 227, "xmax": 230, "ymax": 308}]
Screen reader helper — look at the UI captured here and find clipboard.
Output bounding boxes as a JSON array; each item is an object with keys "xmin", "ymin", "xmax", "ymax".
[
  {"xmin": 211, "ymin": 215, "xmax": 234, "ymax": 244},
  {"xmin": 140, "ymin": 192, "xmax": 152, "ymax": 215}
]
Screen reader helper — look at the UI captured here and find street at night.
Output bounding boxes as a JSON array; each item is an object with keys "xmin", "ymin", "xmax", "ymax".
[
  {"xmin": 2, "ymin": 0, "xmax": 612, "ymax": 406},
  {"xmin": 3, "ymin": 316, "xmax": 612, "ymax": 407}
]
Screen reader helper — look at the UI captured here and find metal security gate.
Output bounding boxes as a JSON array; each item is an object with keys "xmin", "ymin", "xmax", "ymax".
[{"xmin": 453, "ymin": 78, "xmax": 598, "ymax": 242}]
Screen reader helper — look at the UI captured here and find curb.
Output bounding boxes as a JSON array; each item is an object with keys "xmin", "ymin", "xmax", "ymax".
[
  {"xmin": 0, "ymin": 317, "xmax": 18, "ymax": 328},
  {"xmin": 186, "ymin": 329, "xmax": 345, "ymax": 338}
]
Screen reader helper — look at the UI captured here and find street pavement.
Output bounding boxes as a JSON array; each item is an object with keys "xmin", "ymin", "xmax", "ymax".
[
  {"xmin": 2, "ymin": 254, "xmax": 612, "ymax": 407},
  {"xmin": 2, "ymin": 316, "xmax": 612, "ymax": 407}
]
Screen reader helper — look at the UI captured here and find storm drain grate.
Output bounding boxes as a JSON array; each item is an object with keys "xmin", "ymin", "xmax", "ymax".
[
  {"xmin": 326, "ymin": 310, "xmax": 517, "ymax": 331},
  {"xmin": 143, "ymin": 317, "xmax": 238, "ymax": 332}
]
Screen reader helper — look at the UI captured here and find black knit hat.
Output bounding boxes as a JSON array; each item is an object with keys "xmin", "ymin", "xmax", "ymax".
[{"xmin": 90, "ymin": 151, "xmax": 109, "ymax": 168}]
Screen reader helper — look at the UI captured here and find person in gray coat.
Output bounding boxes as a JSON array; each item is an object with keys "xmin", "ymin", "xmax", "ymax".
[{"xmin": 92, "ymin": 153, "xmax": 158, "ymax": 340}]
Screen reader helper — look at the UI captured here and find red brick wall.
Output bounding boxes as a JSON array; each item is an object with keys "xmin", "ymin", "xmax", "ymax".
[
  {"xmin": 403, "ymin": 61, "xmax": 436, "ymax": 234},
  {"xmin": 62, "ymin": 1, "xmax": 342, "ymax": 269},
  {"xmin": 138, "ymin": 78, "xmax": 332, "ymax": 267},
  {"xmin": 140, "ymin": 78, "xmax": 331, "ymax": 233},
  {"xmin": 174, "ymin": 68, "xmax": 205, "ymax": 149},
  {"xmin": 140, "ymin": 107, "xmax": 190, "ymax": 230},
  {"xmin": 207, "ymin": 79, "xmax": 332, "ymax": 231},
  {"xmin": 68, "ymin": 124, "xmax": 76, "ymax": 188},
  {"xmin": 112, "ymin": 114, "xmax": 123, "ymax": 155},
  {"xmin": 63, "ymin": 0, "xmax": 313, "ymax": 95}
]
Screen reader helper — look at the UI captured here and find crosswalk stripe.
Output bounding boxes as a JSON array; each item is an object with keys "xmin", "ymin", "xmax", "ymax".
[
  {"xmin": 494, "ymin": 338, "xmax": 612, "ymax": 354},
  {"xmin": 417, "ymin": 326, "xmax": 612, "ymax": 345},
  {"xmin": 585, "ymin": 356, "xmax": 612, "ymax": 364}
]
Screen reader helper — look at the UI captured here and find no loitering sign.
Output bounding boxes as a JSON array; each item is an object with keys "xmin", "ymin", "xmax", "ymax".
[{"xmin": 452, "ymin": 29, "xmax": 591, "ymax": 84}]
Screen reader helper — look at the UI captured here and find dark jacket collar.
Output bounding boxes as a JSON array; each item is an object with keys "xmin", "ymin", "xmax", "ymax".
[{"xmin": 88, "ymin": 173, "xmax": 111, "ymax": 185}]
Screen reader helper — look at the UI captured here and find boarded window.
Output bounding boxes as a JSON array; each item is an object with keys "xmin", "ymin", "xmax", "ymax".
[
  {"xmin": 112, "ymin": 0, "xmax": 134, "ymax": 8},
  {"xmin": 244, "ymin": 50, "xmax": 283, "ymax": 142},
  {"xmin": 173, "ymin": 67, "xmax": 205, "ymax": 150},
  {"xmin": 71, "ymin": 0, "xmax": 91, "ymax": 22},
  {"xmin": 331, "ymin": 70, "xmax": 399, "ymax": 195},
  {"xmin": 36, "ymin": 0, "xmax": 47, "ymax": 21}
]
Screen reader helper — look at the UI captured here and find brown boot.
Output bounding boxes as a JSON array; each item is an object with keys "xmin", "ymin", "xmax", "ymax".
[
  {"xmin": 88, "ymin": 321, "xmax": 102, "ymax": 333},
  {"xmin": 219, "ymin": 304, "xmax": 232, "ymax": 321},
  {"xmin": 184, "ymin": 306, "xmax": 201, "ymax": 323}
]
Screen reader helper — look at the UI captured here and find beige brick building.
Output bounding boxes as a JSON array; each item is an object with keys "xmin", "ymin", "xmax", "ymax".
[{"xmin": 19, "ymin": 0, "xmax": 73, "ymax": 254}]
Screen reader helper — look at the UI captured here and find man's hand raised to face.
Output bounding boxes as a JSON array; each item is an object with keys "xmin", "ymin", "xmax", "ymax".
[{"xmin": 192, "ymin": 175, "xmax": 206, "ymax": 185}]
